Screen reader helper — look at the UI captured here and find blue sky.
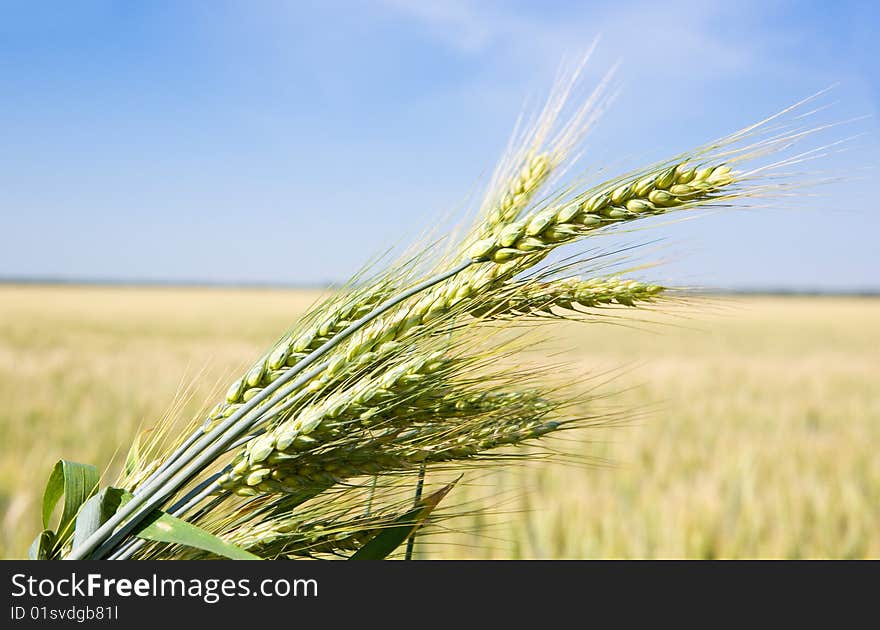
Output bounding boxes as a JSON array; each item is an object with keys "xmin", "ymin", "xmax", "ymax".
[{"xmin": 0, "ymin": 0, "xmax": 877, "ymax": 290}]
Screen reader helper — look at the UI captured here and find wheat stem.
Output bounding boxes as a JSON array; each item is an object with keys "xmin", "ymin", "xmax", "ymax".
[
  {"xmin": 364, "ymin": 476, "xmax": 378, "ymax": 517},
  {"xmin": 404, "ymin": 463, "xmax": 426, "ymax": 560},
  {"xmin": 134, "ymin": 431, "xmax": 201, "ymax": 496},
  {"xmin": 204, "ymin": 282, "xmax": 398, "ymax": 432},
  {"xmin": 108, "ymin": 480, "xmax": 223, "ymax": 560}
]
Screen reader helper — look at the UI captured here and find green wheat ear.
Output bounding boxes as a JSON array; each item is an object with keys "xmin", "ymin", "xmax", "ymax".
[
  {"xmin": 468, "ymin": 163, "xmax": 734, "ymax": 263},
  {"xmin": 472, "ymin": 276, "xmax": 665, "ymax": 317},
  {"xmin": 75, "ymin": 56, "xmax": 833, "ymax": 561}
]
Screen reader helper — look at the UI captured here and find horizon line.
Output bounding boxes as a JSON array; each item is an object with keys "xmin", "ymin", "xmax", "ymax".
[{"xmin": 1, "ymin": 275, "xmax": 879, "ymax": 297}]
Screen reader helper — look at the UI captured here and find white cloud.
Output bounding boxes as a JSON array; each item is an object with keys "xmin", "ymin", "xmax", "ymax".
[
  {"xmin": 379, "ymin": 0, "xmax": 764, "ymax": 81},
  {"xmin": 379, "ymin": 0, "xmax": 497, "ymax": 53}
]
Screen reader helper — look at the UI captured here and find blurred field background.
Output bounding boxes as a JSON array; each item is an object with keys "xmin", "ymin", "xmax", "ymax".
[{"xmin": 0, "ymin": 284, "xmax": 877, "ymax": 559}]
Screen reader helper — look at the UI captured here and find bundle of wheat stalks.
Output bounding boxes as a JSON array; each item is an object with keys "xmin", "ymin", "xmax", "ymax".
[{"xmin": 31, "ymin": 58, "xmax": 834, "ymax": 560}]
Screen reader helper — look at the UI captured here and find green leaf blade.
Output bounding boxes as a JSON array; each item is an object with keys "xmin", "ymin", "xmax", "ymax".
[
  {"xmin": 72, "ymin": 487, "xmax": 126, "ymax": 552},
  {"xmin": 41, "ymin": 462, "xmax": 65, "ymax": 530},
  {"xmin": 40, "ymin": 460, "xmax": 100, "ymax": 555},
  {"xmin": 350, "ymin": 478, "xmax": 458, "ymax": 560},
  {"xmin": 29, "ymin": 530, "xmax": 56, "ymax": 560},
  {"xmin": 134, "ymin": 511, "xmax": 262, "ymax": 560}
]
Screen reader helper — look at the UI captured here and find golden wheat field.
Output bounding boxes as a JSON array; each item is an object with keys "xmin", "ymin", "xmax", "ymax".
[{"xmin": 0, "ymin": 284, "xmax": 877, "ymax": 559}]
